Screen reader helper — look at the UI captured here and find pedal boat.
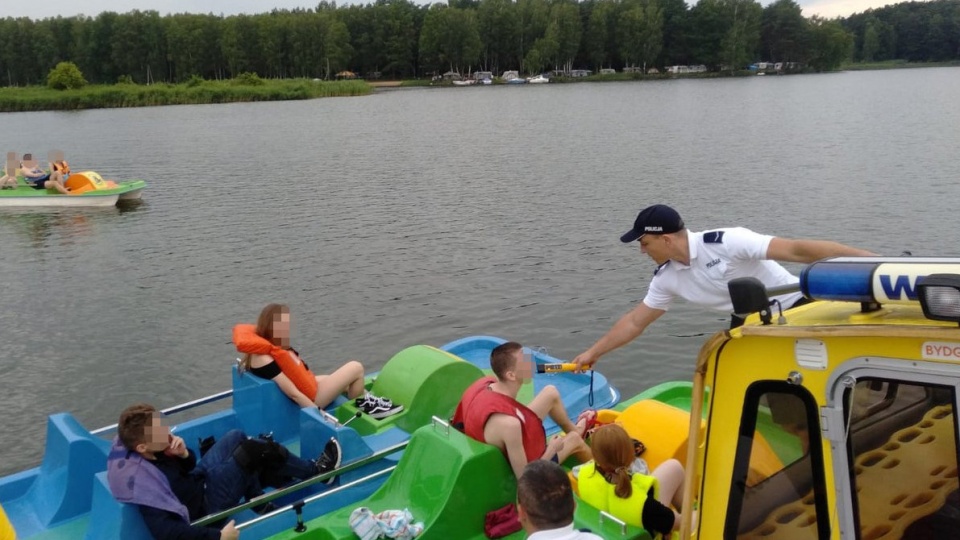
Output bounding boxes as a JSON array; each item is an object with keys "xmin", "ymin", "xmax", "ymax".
[
  {"xmin": 0, "ymin": 335, "xmax": 618, "ymax": 539},
  {"xmin": 0, "ymin": 171, "xmax": 145, "ymax": 208},
  {"xmin": 259, "ymin": 257, "xmax": 960, "ymax": 540}
]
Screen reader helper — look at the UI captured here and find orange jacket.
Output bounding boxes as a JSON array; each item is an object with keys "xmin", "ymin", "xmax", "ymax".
[
  {"xmin": 233, "ymin": 324, "xmax": 318, "ymax": 402},
  {"xmin": 52, "ymin": 160, "xmax": 70, "ymax": 174}
]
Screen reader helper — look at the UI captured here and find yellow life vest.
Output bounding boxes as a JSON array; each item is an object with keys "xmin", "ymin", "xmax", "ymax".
[{"xmin": 578, "ymin": 461, "xmax": 659, "ymax": 528}]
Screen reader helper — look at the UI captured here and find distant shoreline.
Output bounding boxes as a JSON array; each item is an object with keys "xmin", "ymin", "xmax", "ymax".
[
  {"xmin": 840, "ymin": 60, "xmax": 960, "ymax": 71},
  {"xmin": 3, "ymin": 62, "xmax": 956, "ymax": 112},
  {"xmin": 0, "ymin": 78, "xmax": 371, "ymax": 113}
]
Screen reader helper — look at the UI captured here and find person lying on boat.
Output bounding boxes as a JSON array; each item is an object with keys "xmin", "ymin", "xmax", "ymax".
[
  {"xmin": 107, "ymin": 403, "xmax": 334, "ymax": 540},
  {"xmin": 19, "ymin": 153, "xmax": 70, "ymax": 194},
  {"xmin": 518, "ymin": 460, "xmax": 603, "ymax": 539},
  {"xmin": 573, "ymin": 203, "xmax": 875, "ymax": 370},
  {"xmin": 452, "ymin": 341, "xmax": 594, "ymax": 479},
  {"xmin": 233, "ymin": 303, "xmax": 402, "ymax": 419},
  {"xmin": 576, "ymin": 424, "xmax": 687, "ymax": 537}
]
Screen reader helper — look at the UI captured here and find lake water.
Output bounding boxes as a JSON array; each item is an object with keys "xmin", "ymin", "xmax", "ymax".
[{"xmin": 1, "ymin": 67, "xmax": 958, "ymax": 475}]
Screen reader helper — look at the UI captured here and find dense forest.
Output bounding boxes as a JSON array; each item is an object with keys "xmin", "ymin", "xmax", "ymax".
[{"xmin": 0, "ymin": 0, "xmax": 957, "ymax": 86}]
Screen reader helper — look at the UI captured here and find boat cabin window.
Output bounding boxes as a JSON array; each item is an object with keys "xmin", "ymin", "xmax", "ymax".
[
  {"xmin": 843, "ymin": 378, "xmax": 960, "ymax": 539},
  {"xmin": 724, "ymin": 381, "xmax": 830, "ymax": 540}
]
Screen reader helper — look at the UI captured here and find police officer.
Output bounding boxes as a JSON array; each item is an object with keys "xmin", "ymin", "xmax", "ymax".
[{"xmin": 572, "ymin": 204, "xmax": 874, "ymax": 370}]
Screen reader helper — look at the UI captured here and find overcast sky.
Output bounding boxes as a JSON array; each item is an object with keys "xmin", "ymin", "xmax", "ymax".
[{"xmin": 2, "ymin": 0, "xmax": 902, "ymax": 24}]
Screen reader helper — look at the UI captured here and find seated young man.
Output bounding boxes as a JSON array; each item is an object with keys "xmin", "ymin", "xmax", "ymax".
[
  {"xmin": 452, "ymin": 341, "xmax": 593, "ymax": 478},
  {"xmin": 107, "ymin": 403, "xmax": 339, "ymax": 540},
  {"xmin": 20, "ymin": 153, "xmax": 69, "ymax": 194},
  {"xmin": 518, "ymin": 460, "xmax": 603, "ymax": 540}
]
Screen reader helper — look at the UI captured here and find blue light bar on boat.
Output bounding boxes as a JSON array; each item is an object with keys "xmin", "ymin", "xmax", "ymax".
[{"xmin": 800, "ymin": 257, "xmax": 960, "ymax": 305}]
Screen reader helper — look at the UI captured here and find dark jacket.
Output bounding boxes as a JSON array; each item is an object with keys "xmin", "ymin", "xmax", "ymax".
[{"xmin": 138, "ymin": 453, "xmax": 220, "ymax": 540}]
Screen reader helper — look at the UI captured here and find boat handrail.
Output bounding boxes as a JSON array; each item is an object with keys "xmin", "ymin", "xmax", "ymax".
[
  {"xmin": 90, "ymin": 390, "xmax": 234, "ymax": 436},
  {"xmin": 192, "ymin": 439, "xmax": 408, "ymax": 527},
  {"xmin": 431, "ymin": 415, "xmax": 450, "ymax": 436},
  {"xmin": 766, "ymin": 283, "xmax": 800, "ymax": 297},
  {"xmin": 235, "ymin": 466, "xmax": 396, "ymax": 531},
  {"xmin": 598, "ymin": 510, "xmax": 627, "ymax": 535}
]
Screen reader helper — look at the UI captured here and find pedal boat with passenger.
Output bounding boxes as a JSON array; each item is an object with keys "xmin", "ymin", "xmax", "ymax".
[
  {"xmin": 0, "ymin": 171, "xmax": 146, "ymax": 208},
  {"xmin": 252, "ymin": 257, "xmax": 960, "ymax": 540},
  {"xmin": 0, "ymin": 335, "xmax": 618, "ymax": 539}
]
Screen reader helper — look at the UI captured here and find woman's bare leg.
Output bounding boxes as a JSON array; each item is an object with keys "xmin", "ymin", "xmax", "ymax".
[
  {"xmin": 313, "ymin": 360, "xmax": 365, "ymax": 408},
  {"xmin": 652, "ymin": 458, "xmax": 685, "ymax": 509}
]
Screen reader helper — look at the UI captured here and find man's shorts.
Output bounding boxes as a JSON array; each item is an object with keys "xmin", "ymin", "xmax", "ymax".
[{"xmin": 29, "ymin": 178, "xmax": 49, "ymax": 190}]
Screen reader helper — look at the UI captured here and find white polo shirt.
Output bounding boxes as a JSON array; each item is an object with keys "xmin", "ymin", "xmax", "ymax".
[{"xmin": 642, "ymin": 227, "xmax": 804, "ymax": 312}]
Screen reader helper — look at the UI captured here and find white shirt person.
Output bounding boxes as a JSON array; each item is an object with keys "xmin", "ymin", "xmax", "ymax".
[{"xmin": 572, "ymin": 204, "xmax": 874, "ymax": 370}]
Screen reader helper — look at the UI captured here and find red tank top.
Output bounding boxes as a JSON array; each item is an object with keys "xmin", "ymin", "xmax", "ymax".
[{"xmin": 452, "ymin": 376, "xmax": 546, "ymax": 463}]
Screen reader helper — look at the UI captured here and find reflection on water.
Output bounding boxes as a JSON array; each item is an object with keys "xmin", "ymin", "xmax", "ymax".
[
  {"xmin": 0, "ymin": 202, "xmax": 147, "ymax": 248},
  {"xmin": 2, "ymin": 211, "xmax": 91, "ymax": 248},
  {"xmin": 0, "ymin": 68, "xmax": 958, "ymax": 475},
  {"xmin": 117, "ymin": 199, "xmax": 146, "ymax": 214}
]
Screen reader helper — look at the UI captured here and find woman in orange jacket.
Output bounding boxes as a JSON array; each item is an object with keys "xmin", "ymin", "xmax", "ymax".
[{"xmin": 234, "ymin": 303, "xmax": 402, "ymax": 419}]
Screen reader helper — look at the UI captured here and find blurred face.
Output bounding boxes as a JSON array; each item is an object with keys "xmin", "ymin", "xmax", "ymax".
[
  {"xmin": 638, "ymin": 234, "xmax": 669, "ymax": 265},
  {"xmin": 272, "ymin": 312, "xmax": 291, "ymax": 347},
  {"xmin": 512, "ymin": 351, "xmax": 534, "ymax": 385},
  {"xmin": 142, "ymin": 414, "xmax": 170, "ymax": 453}
]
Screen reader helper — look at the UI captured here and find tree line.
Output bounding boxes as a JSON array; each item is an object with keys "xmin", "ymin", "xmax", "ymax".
[
  {"xmin": 843, "ymin": 0, "xmax": 960, "ymax": 62},
  {"xmin": 0, "ymin": 0, "xmax": 957, "ymax": 87}
]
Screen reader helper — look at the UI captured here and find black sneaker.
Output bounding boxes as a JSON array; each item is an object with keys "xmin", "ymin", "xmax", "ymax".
[
  {"xmin": 315, "ymin": 437, "xmax": 341, "ymax": 486},
  {"xmin": 355, "ymin": 393, "xmax": 404, "ymax": 419}
]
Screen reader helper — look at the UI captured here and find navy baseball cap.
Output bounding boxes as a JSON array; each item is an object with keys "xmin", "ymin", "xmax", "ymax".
[{"xmin": 620, "ymin": 204, "xmax": 685, "ymax": 243}]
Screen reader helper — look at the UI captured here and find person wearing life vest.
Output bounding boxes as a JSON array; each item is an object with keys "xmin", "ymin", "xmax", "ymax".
[
  {"xmin": 233, "ymin": 303, "xmax": 402, "ymax": 419},
  {"xmin": 451, "ymin": 341, "xmax": 594, "ymax": 479},
  {"xmin": 51, "ymin": 159, "xmax": 70, "ymax": 178},
  {"xmin": 20, "ymin": 152, "xmax": 70, "ymax": 194},
  {"xmin": 578, "ymin": 424, "xmax": 686, "ymax": 537}
]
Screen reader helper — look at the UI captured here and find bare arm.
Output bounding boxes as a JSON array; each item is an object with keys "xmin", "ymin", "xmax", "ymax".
[
  {"xmin": 250, "ymin": 354, "xmax": 316, "ymax": 408},
  {"xmin": 485, "ymin": 415, "xmax": 528, "ymax": 479},
  {"xmin": 273, "ymin": 372, "xmax": 317, "ymax": 408},
  {"xmin": 766, "ymin": 237, "xmax": 876, "ymax": 264},
  {"xmin": 573, "ymin": 302, "xmax": 665, "ymax": 369}
]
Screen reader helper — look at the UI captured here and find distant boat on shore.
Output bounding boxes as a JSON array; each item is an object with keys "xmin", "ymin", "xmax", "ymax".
[{"xmin": 527, "ymin": 74, "xmax": 549, "ymax": 84}]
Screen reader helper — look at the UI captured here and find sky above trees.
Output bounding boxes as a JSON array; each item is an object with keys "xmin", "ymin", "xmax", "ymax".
[{"xmin": 0, "ymin": 0, "xmax": 927, "ymax": 21}]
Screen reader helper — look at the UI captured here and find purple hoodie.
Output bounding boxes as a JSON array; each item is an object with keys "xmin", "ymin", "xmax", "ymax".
[{"xmin": 106, "ymin": 437, "xmax": 190, "ymax": 522}]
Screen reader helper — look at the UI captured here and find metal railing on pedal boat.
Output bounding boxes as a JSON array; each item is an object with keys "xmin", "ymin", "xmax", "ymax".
[
  {"xmin": 222, "ymin": 416, "xmax": 452, "ymax": 533},
  {"xmin": 89, "ymin": 390, "xmax": 234, "ymax": 436}
]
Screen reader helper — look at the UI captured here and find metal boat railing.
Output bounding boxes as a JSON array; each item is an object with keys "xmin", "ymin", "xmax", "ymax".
[
  {"xmin": 235, "ymin": 466, "xmax": 397, "ymax": 532},
  {"xmin": 192, "ymin": 440, "xmax": 408, "ymax": 527},
  {"xmin": 226, "ymin": 415, "xmax": 451, "ymax": 533},
  {"xmin": 90, "ymin": 390, "xmax": 234, "ymax": 436}
]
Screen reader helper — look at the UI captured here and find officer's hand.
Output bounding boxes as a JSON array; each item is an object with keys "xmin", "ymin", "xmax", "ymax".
[{"xmin": 572, "ymin": 351, "xmax": 599, "ymax": 372}]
